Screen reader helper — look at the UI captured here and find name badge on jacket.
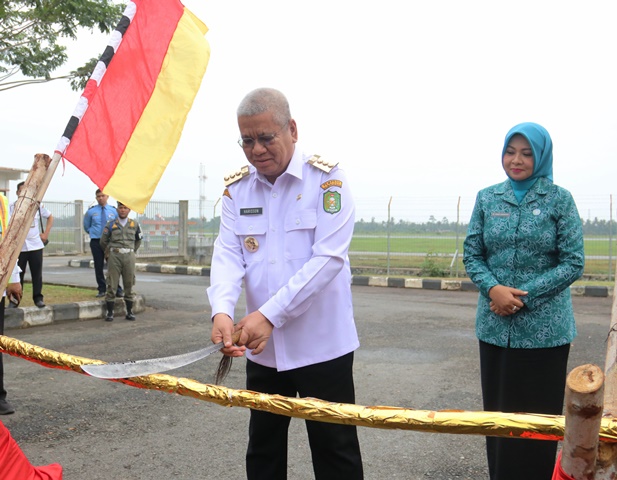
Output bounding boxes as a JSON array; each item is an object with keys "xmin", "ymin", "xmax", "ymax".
[{"xmin": 240, "ymin": 208, "xmax": 263, "ymax": 216}]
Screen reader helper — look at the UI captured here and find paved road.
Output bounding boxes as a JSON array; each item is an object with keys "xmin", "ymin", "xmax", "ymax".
[{"xmin": 1, "ymin": 256, "xmax": 613, "ymax": 479}]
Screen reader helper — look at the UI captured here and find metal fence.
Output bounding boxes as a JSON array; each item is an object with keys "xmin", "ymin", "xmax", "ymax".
[
  {"xmin": 41, "ymin": 195, "xmax": 617, "ymax": 279},
  {"xmin": 41, "ymin": 200, "xmax": 84, "ymax": 255}
]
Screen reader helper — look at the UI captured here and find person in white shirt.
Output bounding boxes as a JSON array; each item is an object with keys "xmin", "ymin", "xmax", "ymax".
[
  {"xmin": 208, "ymin": 88, "xmax": 363, "ymax": 479},
  {"xmin": 9, "ymin": 182, "xmax": 53, "ymax": 308}
]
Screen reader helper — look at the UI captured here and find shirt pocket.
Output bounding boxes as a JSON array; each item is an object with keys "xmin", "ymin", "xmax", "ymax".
[
  {"xmin": 284, "ymin": 209, "xmax": 316, "ymax": 260},
  {"xmin": 234, "ymin": 217, "xmax": 267, "ymax": 263}
]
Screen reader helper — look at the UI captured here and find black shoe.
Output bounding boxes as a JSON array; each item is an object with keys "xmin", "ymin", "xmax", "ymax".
[
  {"xmin": 105, "ymin": 301, "xmax": 115, "ymax": 322},
  {"xmin": 96, "ymin": 292, "xmax": 105, "ymax": 298},
  {"xmin": 125, "ymin": 313, "xmax": 136, "ymax": 321},
  {"xmin": 116, "ymin": 290, "xmax": 124, "ymax": 298},
  {"xmin": 0, "ymin": 399, "xmax": 15, "ymax": 415},
  {"xmin": 35, "ymin": 300, "xmax": 46, "ymax": 308}
]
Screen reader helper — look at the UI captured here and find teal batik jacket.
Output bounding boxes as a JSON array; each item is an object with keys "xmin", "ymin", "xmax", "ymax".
[{"xmin": 463, "ymin": 177, "xmax": 584, "ymax": 349}]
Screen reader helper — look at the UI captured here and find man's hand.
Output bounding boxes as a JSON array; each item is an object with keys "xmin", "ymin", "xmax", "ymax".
[
  {"xmin": 211, "ymin": 313, "xmax": 246, "ymax": 357},
  {"xmin": 236, "ymin": 311, "xmax": 273, "ymax": 355},
  {"xmin": 6, "ymin": 282, "xmax": 22, "ymax": 303},
  {"xmin": 488, "ymin": 284, "xmax": 527, "ymax": 316}
]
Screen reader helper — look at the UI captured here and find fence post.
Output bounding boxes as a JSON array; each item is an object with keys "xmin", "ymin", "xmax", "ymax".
[
  {"xmin": 75, "ymin": 200, "xmax": 84, "ymax": 254},
  {"xmin": 609, "ymin": 195, "xmax": 613, "ymax": 283},
  {"xmin": 387, "ymin": 197, "xmax": 392, "ymax": 275},
  {"xmin": 179, "ymin": 200, "xmax": 188, "ymax": 260},
  {"xmin": 455, "ymin": 196, "xmax": 461, "ymax": 277},
  {"xmin": 559, "ymin": 364, "xmax": 604, "ymax": 479}
]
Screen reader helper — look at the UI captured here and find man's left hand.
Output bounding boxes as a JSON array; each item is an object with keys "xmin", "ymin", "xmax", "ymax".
[{"xmin": 236, "ymin": 311, "xmax": 273, "ymax": 355}]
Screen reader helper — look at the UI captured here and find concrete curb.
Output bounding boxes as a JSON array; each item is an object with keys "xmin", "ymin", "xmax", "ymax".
[
  {"xmin": 68, "ymin": 259, "xmax": 612, "ymax": 298},
  {"xmin": 5, "ymin": 295, "xmax": 146, "ymax": 331}
]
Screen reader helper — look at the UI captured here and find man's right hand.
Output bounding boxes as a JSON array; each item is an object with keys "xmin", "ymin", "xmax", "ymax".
[{"xmin": 211, "ymin": 313, "xmax": 246, "ymax": 357}]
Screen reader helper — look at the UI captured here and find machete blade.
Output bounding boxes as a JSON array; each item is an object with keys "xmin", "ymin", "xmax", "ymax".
[{"xmin": 81, "ymin": 341, "xmax": 225, "ymax": 379}]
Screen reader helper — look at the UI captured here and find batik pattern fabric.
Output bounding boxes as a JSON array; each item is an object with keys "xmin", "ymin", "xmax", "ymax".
[{"xmin": 463, "ymin": 177, "xmax": 584, "ymax": 348}]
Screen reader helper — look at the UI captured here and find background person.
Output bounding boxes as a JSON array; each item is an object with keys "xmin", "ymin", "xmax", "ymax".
[
  {"xmin": 83, "ymin": 189, "xmax": 122, "ymax": 298},
  {"xmin": 9, "ymin": 181, "xmax": 53, "ymax": 308},
  {"xmin": 208, "ymin": 88, "xmax": 363, "ymax": 479},
  {"xmin": 0, "ymin": 192, "xmax": 23, "ymax": 415},
  {"xmin": 463, "ymin": 122, "xmax": 584, "ymax": 479},
  {"xmin": 100, "ymin": 201, "xmax": 141, "ymax": 322}
]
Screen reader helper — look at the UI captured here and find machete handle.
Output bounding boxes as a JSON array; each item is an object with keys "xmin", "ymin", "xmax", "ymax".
[{"xmin": 231, "ymin": 328, "xmax": 242, "ymax": 346}]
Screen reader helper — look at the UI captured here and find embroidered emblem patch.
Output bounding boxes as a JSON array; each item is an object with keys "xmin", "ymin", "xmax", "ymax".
[
  {"xmin": 323, "ymin": 191, "xmax": 341, "ymax": 214},
  {"xmin": 223, "ymin": 188, "xmax": 232, "ymax": 199},
  {"xmin": 320, "ymin": 179, "xmax": 343, "ymax": 190},
  {"xmin": 244, "ymin": 236, "xmax": 259, "ymax": 252}
]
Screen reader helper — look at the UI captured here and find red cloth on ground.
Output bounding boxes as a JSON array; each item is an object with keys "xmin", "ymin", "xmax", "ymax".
[
  {"xmin": 0, "ymin": 420, "xmax": 63, "ymax": 480},
  {"xmin": 552, "ymin": 451, "xmax": 576, "ymax": 480}
]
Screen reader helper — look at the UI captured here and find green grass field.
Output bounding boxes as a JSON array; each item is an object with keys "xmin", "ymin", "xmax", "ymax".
[
  {"xmin": 350, "ymin": 234, "xmax": 617, "ymax": 256},
  {"xmin": 349, "ymin": 235, "xmax": 617, "ymax": 278}
]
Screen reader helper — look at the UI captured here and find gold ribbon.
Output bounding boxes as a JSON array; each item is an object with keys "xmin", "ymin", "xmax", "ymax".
[{"xmin": 2, "ymin": 334, "xmax": 616, "ymax": 442}]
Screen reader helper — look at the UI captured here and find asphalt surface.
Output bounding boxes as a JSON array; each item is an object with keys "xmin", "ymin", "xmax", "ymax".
[{"xmin": 1, "ymin": 256, "xmax": 613, "ymax": 479}]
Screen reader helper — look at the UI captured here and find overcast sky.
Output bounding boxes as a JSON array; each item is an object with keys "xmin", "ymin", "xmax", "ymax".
[{"xmin": 2, "ymin": 0, "xmax": 616, "ymax": 221}]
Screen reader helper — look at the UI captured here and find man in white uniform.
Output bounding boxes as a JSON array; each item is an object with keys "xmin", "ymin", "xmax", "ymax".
[{"xmin": 208, "ymin": 88, "xmax": 363, "ymax": 479}]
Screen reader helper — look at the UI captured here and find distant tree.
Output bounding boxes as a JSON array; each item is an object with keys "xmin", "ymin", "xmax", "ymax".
[{"xmin": 0, "ymin": 0, "xmax": 124, "ymax": 92}]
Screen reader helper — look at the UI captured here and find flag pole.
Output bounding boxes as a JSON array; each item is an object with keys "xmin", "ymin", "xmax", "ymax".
[{"xmin": 0, "ymin": 152, "xmax": 61, "ymax": 295}]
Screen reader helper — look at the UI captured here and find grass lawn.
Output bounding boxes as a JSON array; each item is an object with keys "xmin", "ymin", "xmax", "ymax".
[{"xmin": 13, "ymin": 283, "xmax": 99, "ymax": 308}]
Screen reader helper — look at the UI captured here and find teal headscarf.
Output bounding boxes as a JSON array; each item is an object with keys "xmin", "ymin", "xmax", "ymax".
[{"xmin": 502, "ymin": 122, "xmax": 553, "ymax": 203}]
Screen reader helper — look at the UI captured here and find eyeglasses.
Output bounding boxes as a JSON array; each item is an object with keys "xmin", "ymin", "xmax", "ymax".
[{"xmin": 238, "ymin": 122, "xmax": 288, "ymax": 149}]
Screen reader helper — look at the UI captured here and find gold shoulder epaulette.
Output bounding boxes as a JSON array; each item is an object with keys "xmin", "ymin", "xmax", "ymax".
[
  {"xmin": 224, "ymin": 165, "xmax": 250, "ymax": 186},
  {"xmin": 307, "ymin": 155, "xmax": 338, "ymax": 173}
]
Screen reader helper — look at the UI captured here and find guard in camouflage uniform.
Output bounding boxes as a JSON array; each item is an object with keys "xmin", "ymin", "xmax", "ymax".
[{"xmin": 100, "ymin": 201, "xmax": 142, "ymax": 322}]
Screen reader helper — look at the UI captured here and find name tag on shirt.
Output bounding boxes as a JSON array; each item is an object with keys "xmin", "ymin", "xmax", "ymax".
[
  {"xmin": 240, "ymin": 208, "xmax": 263, "ymax": 216},
  {"xmin": 491, "ymin": 212, "xmax": 510, "ymax": 218}
]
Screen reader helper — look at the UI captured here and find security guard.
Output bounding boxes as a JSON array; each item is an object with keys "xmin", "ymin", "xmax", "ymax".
[
  {"xmin": 100, "ymin": 201, "xmax": 142, "ymax": 321},
  {"xmin": 83, "ymin": 189, "xmax": 119, "ymax": 297}
]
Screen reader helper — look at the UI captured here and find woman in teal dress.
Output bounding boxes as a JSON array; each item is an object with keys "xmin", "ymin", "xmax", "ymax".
[{"xmin": 463, "ymin": 122, "xmax": 584, "ymax": 480}]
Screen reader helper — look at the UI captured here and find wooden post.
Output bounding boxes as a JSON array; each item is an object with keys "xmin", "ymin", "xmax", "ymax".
[
  {"xmin": 0, "ymin": 152, "xmax": 61, "ymax": 295},
  {"xmin": 560, "ymin": 364, "xmax": 604, "ymax": 479},
  {"xmin": 596, "ymin": 261, "xmax": 617, "ymax": 478}
]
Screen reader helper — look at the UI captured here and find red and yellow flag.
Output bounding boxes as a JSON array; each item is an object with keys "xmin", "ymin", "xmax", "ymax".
[{"xmin": 56, "ymin": 0, "xmax": 210, "ymax": 213}]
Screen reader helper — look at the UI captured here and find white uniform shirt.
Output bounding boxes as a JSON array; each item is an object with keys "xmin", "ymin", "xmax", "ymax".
[
  {"xmin": 207, "ymin": 147, "xmax": 359, "ymax": 371},
  {"xmin": 9, "ymin": 202, "xmax": 52, "ymax": 252}
]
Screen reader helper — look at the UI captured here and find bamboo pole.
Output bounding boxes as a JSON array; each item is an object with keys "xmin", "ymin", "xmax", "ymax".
[
  {"xmin": 0, "ymin": 152, "xmax": 61, "ymax": 295},
  {"xmin": 560, "ymin": 364, "xmax": 604, "ymax": 479},
  {"xmin": 597, "ymin": 260, "xmax": 617, "ymax": 478}
]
